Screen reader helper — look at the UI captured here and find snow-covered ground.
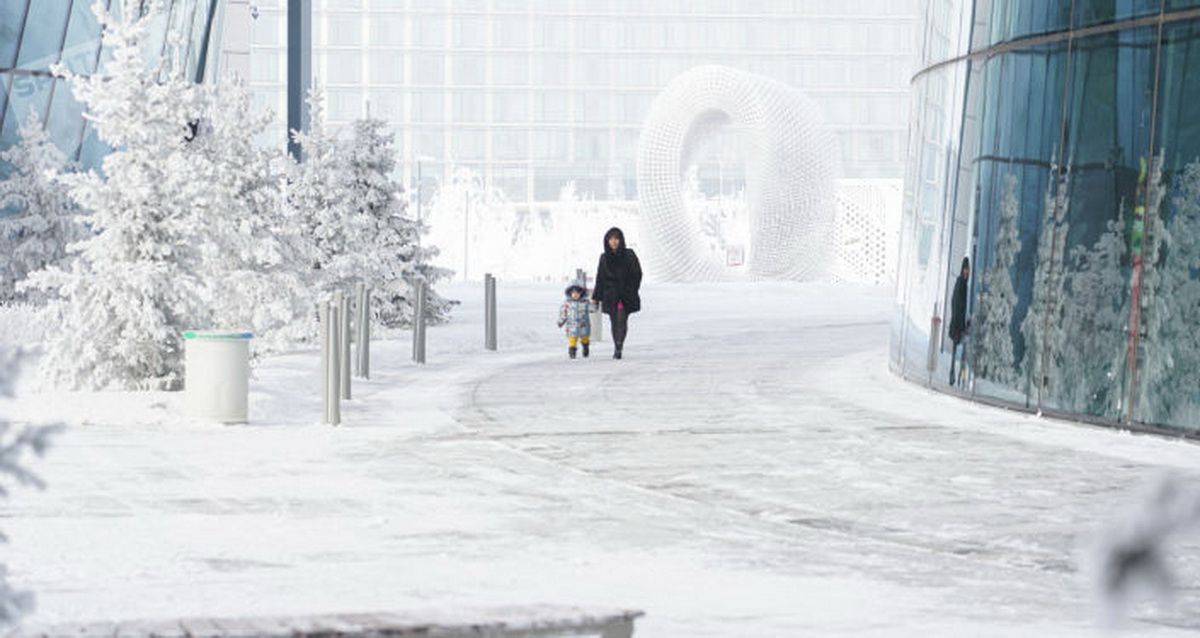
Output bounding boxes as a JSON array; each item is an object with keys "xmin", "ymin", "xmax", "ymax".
[{"xmin": 3, "ymin": 281, "xmax": 1200, "ymax": 636}]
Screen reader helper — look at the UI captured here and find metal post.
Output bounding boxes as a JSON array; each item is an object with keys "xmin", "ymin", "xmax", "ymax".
[
  {"xmin": 339, "ymin": 290, "xmax": 351, "ymax": 400},
  {"xmin": 286, "ymin": 0, "xmax": 312, "ymax": 161},
  {"xmin": 327, "ymin": 300, "xmax": 341, "ymax": 425},
  {"xmin": 927, "ymin": 303, "xmax": 942, "ymax": 386},
  {"xmin": 355, "ymin": 283, "xmax": 370, "ymax": 379},
  {"xmin": 463, "ymin": 192, "xmax": 469, "ymax": 282},
  {"xmin": 485, "ymin": 274, "xmax": 497, "ymax": 351},
  {"xmin": 319, "ymin": 301, "xmax": 329, "ymax": 424},
  {"xmin": 415, "ymin": 280, "xmax": 427, "ymax": 365},
  {"xmin": 415, "ymin": 278, "xmax": 424, "ymax": 362}
]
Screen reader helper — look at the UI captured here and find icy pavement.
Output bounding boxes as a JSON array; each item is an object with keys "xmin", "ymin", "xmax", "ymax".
[{"xmin": 4, "ymin": 281, "xmax": 1200, "ymax": 637}]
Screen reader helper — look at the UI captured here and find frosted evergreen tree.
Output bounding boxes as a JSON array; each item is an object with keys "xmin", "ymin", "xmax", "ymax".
[
  {"xmin": 1021, "ymin": 170, "xmax": 1070, "ymax": 402},
  {"xmin": 343, "ymin": 115, "xmax": 452, "ymax": 327},
  {"xmin": 25, "ymin": 1, "xmax": 208, "ymax": 390},
  {"xmin": 287, "ymin": 85, "xmax": 360, "ymax": 290},
  {"xmin": 971, "ymin": 173, "xmax": 1021, "ymax": 386},
  {"xmin": 1058, "ymin": 204, "xmax": 1129, "ymax": 417},
  {"xmin": 187, "ymin": 76, "xmax": 311, "ymax": 353},
  {"xmin": 1137, "ymin": 156, "xmax": 1200, "ymax": 423},
  {"xmin": 0, "ymin": 112, "xmax": 80, "ymax": 304}
]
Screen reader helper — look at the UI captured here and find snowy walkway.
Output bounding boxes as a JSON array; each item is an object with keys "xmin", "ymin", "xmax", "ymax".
[{"xmin": 4, "ymin": 282, "xmax": 1200, "ymax": 637}]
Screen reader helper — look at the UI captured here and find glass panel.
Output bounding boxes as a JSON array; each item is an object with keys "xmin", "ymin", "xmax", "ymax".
[
  {"xmin": 987, "ymin": 0, "xmax": 1071, "ymax": 45},
  {"xmin": 325, "ymin": 51, "xmax": 360, "ymax": 84},
  {"xmin": 493, "ymin": 91, "xmax": 528, "ymax": 121},
  {"xmin": 453, "ymin": 91, "xmax": 484, "ymax": 122},
  {"xmin": 1135, "ymin": 19, "xmax": 1200, "ymax": 430},
  {"xmin": 15, "ymin": 0, "xmax": 70, "ymax": 70},
  {"xmin": 138, "ymin": 1, "xmax": 172, "ymax": 70},
  {"xmin": 451, "ymin": 129, "xmax": 484, "ymax": 160},
  {"xmin": 325, "ymin": 14, "xmax": 361, "ymax": 46},
  {"xmin": 412, "ymin": 127, "xmax": 444, "ymax": 159},
  {"xmin": 0, "ymin": 1, "xmax": 28, "ymax": 69},
  {"xmin": 369, "ymin": 15, "xmax": 405, "ymax": 46},
  {"xmin": 453, "ymin": 17, "xmax": 485, "ymax": 47},
  {"xmin": 59, "ymin": 0, "xmax": 105, "ymax": 75},
  {"xmin": 3, "ymin": 72, "xmax": 53, "ymax": 136},
  {"xmin": 77, "ymin": 119, "xmax": 109, "ymax": 169},
  {"xmin": 411, "ymin": 53, "xmax": 444, "ymax": 85},
  {"xmin": 44, "ymin": 78, "xmax": 84, "ymax": 160},
  {"xmin": 494, "ymin": 16, "xmax": 527, "ymax": 48},
  {"xmin": 1073, "ymin": 0, "xmax": 1164, "ymax": 29},
  {"xmin": 411, "ymin": 91, "xmax": 444, "ymax": 123},
  {"xmin": 1047, "ymin": 27, "xmax": 1158, "ymax": 420},
  {"xmin": 368, "ymin": 52, "xmax": 402, "ymax": 83},
  {"xmin": 413, "ymin": 15, "xmax": 443, "ymax": 47},
  {"xmin": 493, "ymin": 54, "xmax": 528, "ymax": 85},
  {"xmin": 452, "ymin": 54, "xmax": 484, "ymax": 85},
  {"xmin": 493, "ymin": 130, "xmax": 526, "ymax": 159},
  {"xmin": 365, "ymin": 89, "xmax": 402, "ymax": 124}
]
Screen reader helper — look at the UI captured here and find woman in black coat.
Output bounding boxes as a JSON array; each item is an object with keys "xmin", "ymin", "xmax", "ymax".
[
  {"xmin": 948, "ymin": 256, "xmax": 970, "ymax": 385},
  {"xmin": 591, "ymin": 227, "xmax": 642, "ymax": 359}
]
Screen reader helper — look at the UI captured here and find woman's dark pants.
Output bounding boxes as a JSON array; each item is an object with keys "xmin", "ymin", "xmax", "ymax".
[{"xmin": 610, "ymin": 309, "xmax": 628, "ymax": 349}]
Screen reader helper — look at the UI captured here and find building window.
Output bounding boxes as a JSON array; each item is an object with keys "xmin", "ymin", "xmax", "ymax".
[
  {"xmin": 452, "ymin": 130, "xmax": 485, "ymax": 160},
  {"xmin": 494, "ymin": 92, "xmax": 529, "ymax": 122},
  {"xmin": 368, "ymin": 52, "xmax": 404, "ymax": 84},
  {"xmin": 411, "ymin": 91, "xmax": 445, "ymax": 123},
  {"xmin": 493, "ymin": 54, "xmax": 528, "ymax": 85},
  {"xmin": 454, "ymin": 92, "xmax": 486, "ymax": 123},
  {"xmin": 536, "ymin": 92, "xmax": 568, "ymax": 122},
  {"xmin": 494, "ymin": 130, "xmax": 527, "ymax": 159},
  {"xmin": 325, "ymin": 14, "xmax": 361, "ymax": 46},
  {"xmin": 325, "ymin": 51, "xmax": 361, "ymax": 84},
  {"xmin": 453, "ymin": 55, "xmax": 486, "ymax": 85}
]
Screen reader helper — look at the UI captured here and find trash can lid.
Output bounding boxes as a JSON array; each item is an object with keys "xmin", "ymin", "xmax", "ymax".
[{"xmin": 182, "ymin": 330, "xmax": 254, "ymax": 340}]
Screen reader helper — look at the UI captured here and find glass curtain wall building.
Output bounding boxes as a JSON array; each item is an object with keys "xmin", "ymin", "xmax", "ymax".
[
  {"xmin": 246, "ymin": 0, "xmax": 916, "ymax": 205},
  {"xmin": 0, "ymin": 0, "xmax": 222, "ymax": 182},
  {"xmin": 895, "ymin": 0, "xmax": 1200, "ymax": 434}
]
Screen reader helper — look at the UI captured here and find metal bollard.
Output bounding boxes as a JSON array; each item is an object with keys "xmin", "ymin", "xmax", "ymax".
[
  {"xmin": 414, "ymin": 279, "xmax": 427, "ymax": 364},
  {"xmin": 484, "ymin": 273, "xmax": 497, "ymax": 351},
  {"xmin": 319, "ymin": 302, "xmax": 330, "ymax": 423},
  {"xmin": 338, "ymin": 291, "xmax": 351, "ymax": 400},
  {"xmin": 355, "ymin": 283, "xmax": 370, "ymax": 379},
  {"xmin": 411, "ymin": 280, "xmax": 421, "ymax": 363},
  {"xmin": 927, "ymin": 303, "xmax": 942, "ymax": 386},
  {"xmin": 327, "ymin": 299, "xmax": 341, "ymax": 425}
]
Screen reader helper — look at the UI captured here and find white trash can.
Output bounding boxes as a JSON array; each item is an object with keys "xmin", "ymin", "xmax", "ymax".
[{"xmin": 183, "ymin": 330, "xmax": 253, "ymax": 423}]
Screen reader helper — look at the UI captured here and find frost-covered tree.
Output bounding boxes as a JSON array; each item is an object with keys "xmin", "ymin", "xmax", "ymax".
[
  {"xmin": 1058, "ymin": 205, "xmax": 1129, "ymax": 417},
  {"xmin": 0, "ymin": 112, "xmax": 80, "ymax": 304},
  {"xmin": 288, "ymin": 85, "xmax": 358, "ymax": 288},
  {"xmin": 25, "ymin": 1, "xmax": 208, "ymax": 390},
  {"xmin": 0, "ymin": 350, "xmax": 58, "ymax": 629},
  {"xmin": 290, "ymin": 93, "xmax": 452, "ymax": 326},
  {"xmin": 187, "ymin": 76, "xmax": 310, "ymax": 353},
  {"xmin": 1137, "ymin": 156, "xmax": 1200, "ymax": 423},
  {"xmin": 344, "ymin": 115, "xmax": 451, "ymax": 327},
  {"xmin": 971, "ymin": 173, "xmax": 1021, "ymax": 386},
  {"xmin": 1021, "ymin": 170, "xmax": 1070, "ymax": 402}
]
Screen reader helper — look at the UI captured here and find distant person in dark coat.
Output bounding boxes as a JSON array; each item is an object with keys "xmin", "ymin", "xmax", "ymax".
[
  {"xmin": 948, "ymin": 256, "xmax": 970, "ymax": 385},
  {"xmin": 591, "ymin": 227, "xmax": 642, "ymax": 360}
]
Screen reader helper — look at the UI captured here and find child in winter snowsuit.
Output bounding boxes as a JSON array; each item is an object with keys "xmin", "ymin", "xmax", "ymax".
[{"xmin": 557, "ymin": 282, "xmax": 592, "ymax": 359}]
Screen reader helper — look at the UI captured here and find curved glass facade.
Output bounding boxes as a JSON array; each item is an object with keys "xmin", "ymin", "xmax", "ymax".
[
  {"xmin": 894, "ymin": 1, "xmax": 1200, "ymax": 435},
  {"xmin": 0, "ymin": 0, "xmax": 219, "ymax": 184}
]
